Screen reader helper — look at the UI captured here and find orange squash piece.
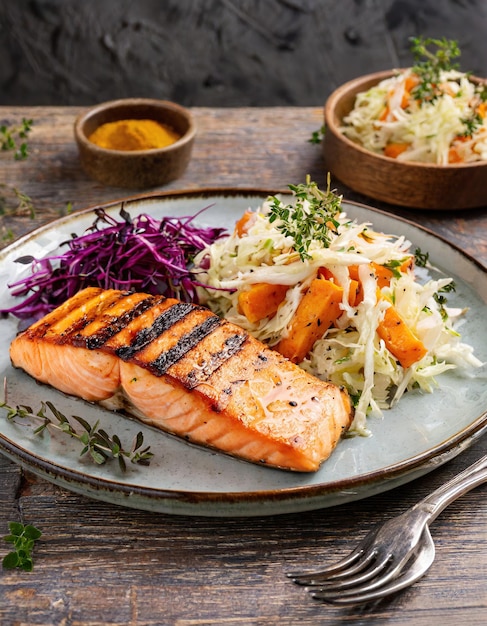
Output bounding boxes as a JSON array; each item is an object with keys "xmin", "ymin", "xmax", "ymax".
[
  {"xmin": 234, "ymin": 210, "xmax": 254, "ymax": 237},
  {"xmin": 276, "ymin": 278, "xmax": 343, "ymax": 363},
  {"xmin": 383, "ymin": 142, "xmax": 410, "ymax": 159},
  {"xmin": 377, "ymin": 300, "xmax": 427, "ymax": 368},
  {"xmin": 238, "ymin": 283, "xmax": 288, "ymax": 324},
  {"xmin": 379, "ymin": 106, "xmax": 390, "ymax": 122},
  {"xmin": 317, "ymin": 267, "xmax": 335, "ymax": 281},
  {"xmin": 371, "ymin": 259, "xmax": 413, "ymax": 289},
  {"xmin": 318, "ymin": 267, "xmax": 359, "ymax": 306},
  {"xmin": 349, "ymin": 260, "xmax": 413, "ymax": 290},
  {"xmin": 404, "ymin": 74, "xmax": 419, "ymax": 93},
  {"xmin": 348, "ymin": 278, "xmax": 361, "ymax": 307}
]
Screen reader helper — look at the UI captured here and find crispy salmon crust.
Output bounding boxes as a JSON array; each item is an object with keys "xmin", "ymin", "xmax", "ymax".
[{"xmin": 9, "ymin": 287, "xmax": 353, "ymax": 472}]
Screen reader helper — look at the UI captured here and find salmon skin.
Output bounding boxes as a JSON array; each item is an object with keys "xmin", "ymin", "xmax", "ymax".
[{"xmin": 9, "ymin": 287, "xmax": 353, "ymax": 472}]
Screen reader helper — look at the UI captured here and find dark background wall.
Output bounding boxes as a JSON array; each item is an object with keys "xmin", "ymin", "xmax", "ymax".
[{"xmin": 1, "ymin": 0, "xmax": 486, "ymax": 107}]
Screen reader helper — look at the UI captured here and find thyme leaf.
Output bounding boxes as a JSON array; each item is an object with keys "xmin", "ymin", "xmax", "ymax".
[
  {"xmin": 460, "ymin": 112, "xmax": 483, "ymax": 137},
  {"xmin": 0, "ymin": 118, "xmax": 33, "ymax": 160},
  {"xmin": 434, "ymin": 281, "xmax": 456, "ymax": 321},
  {"xmin": 0, "ymin": 183, "xmax": 35, "ymax": 219},
  {"xmin": 309, "ymin": 125, "xmax": 326, "ymax": 144},
  {"xmin": 3, "ymin": 521, "xmax": 42, "ymax": 571},
  {"xmin": 414, "ymin": 247, "xmax": 430, "ymax": 268},
  {"xmin": 268, "ymin": 174, "xmax": 342, "ymax": 261},
  {"xmin": 409, "ymin": 36, "xmax": 461, "ymax": 104},
  {"xmin": 1, "ymin": 385, "xmax": 153, "ymax": 471},
  {"xmin": 0, "ymin": 118, "xmax": 35, "ymax": 246},
  {"xmin": 478, "ymin": 84, "xmax": 487, "ymax": 102}
]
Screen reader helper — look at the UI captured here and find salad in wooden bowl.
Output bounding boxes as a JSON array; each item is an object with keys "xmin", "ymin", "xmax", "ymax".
[{"xmin": 323, "ymin": 37, "xmax": 487, "ymax": 209}]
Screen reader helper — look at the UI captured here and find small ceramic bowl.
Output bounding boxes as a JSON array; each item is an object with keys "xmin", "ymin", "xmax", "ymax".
[
  {"xmin": 74, "ymin": 98, "xmax": 196, "ymax": 188},
  {"xmin": 323, "ymin": 70, "xmax": 487, "ymax": 210}
]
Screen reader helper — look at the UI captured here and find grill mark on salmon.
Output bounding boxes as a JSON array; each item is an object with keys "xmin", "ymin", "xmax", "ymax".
[
  {"xmin": 10, "ymin": 287, "xmax": 354, "ymax": 472},
  {"xmin": 26, "ymin": 288, "xmax": 117, "ymax": 339},
  {"xmin": 149, "ymin": 314, "xmax": 222, "ymax": 376},
  {"xmin": 183, "ymin": 332, "xmax": 248, "ymax": 390},
  {"xmin": 116, "ymin": 301, "xmax": 196, "ymax": 361},
  {"xmin": 82, "ymin": 295, "xmax": 156, "ymax": 349},
  {"xmin": 46, "ymin": 289, "xmax": 127, "ymax": 341},
  {"xmin": 101, "ymin": 296, "xmax": 180, "ymax": 354}
]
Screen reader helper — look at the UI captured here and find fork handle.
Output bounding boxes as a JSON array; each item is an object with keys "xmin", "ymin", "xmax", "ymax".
[{"xmin": 415, "ymin": 453, "xmax": 487, "ymax": 523}]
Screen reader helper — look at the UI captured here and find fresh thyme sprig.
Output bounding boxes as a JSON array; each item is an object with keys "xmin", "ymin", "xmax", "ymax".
[
  {"xmin": 0, "ymin": 118, "xmax": 35, "ymax": 246},
  {"xmin": 460, "ymin": 112, "xmax": 484, "ymax": 138},
  {"xmin": 268, "ymin": 174, "xmax": 342, "ymax": 261},
  {"xmin": 308, "ymin": 125, "xmax": 326, "ymax": 144},
  {"xmin": 1, "ymin": 390, "xmax": 153, "ymax": 472},
  {"xmin": 0, "ymin": 118, "xmax": 33, "ymax": 160},
  {"xmin": 409, "ymin": 36, "xmax": 461, "ymax": 103},
  {"xmin": 3, "ymin": 522, "xmax": 42, "ymax": 572},
  {"xmin": 414, "ymin": 248, "xmax": 456, "ymax": 320},
  {"xmin": 414, "ymin": 247, "xmax": 430, "ymax": 268},
  {"xmin": 434, "ymin": 281, "xmax": 456, "ymax": 321},
  {"xmin": 0, "ymin": 183, "xmax": 36, "ymax": 219}
]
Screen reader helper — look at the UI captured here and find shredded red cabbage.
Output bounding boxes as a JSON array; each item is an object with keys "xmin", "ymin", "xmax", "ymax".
[{"xmin": 1, "ymin": 206, "xmax": 226, "ymax": 324}]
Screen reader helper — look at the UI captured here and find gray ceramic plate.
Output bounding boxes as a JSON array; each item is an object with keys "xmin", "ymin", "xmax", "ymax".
[{"xmin": 0, "ymin": 189, "xmax": 486, "ymax": 517}]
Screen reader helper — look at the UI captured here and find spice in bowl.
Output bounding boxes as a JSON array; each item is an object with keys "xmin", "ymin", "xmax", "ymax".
[
  {"xmin": 88, "ymin": 118, "xmax": 181, "ymax": 151},
  {"xmin": 74, "ymin": 98, "xmax": 196, "ymax": 188}
]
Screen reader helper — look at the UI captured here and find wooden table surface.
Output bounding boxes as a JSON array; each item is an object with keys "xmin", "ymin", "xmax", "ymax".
[{"xmin": 0, "ymin": 106, "xmax": 486, "ymax": 626}]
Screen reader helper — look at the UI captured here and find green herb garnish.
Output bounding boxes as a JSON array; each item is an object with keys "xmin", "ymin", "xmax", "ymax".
[
  {"xmin": 0, "ymin": 183, "xmax": 35, "ymax": 219},
  {"xmin": 1, "ymin": 392, "xmax": 153, "ymax": 472},
  {"xmin": 478, "ymin": 84, "xmax": 487, "ymax": 102},
  {"xmin": 3, "ymin": 522, "xmax": 42, "ymax": 571},
  {"xmin": 434, "ymin": 281, "xmax": 456, "ymax": 321},
  {"xmin": 309, "ymin": 125, "xmax": 326, "ymax": 144},
  {"xmin": 382, "ymin": 259, "xmax": 406, "ymax": 280},
  {"xmin": 0, "ymin": 118, "xmax": 33, "ymax": 160},
  {"xmin": 460, "ymin": 112, "xmax": 484, "ymax": 137},
  {"xmin": 413, "ymin": 248, "xmax": 456, "ymax": 320},
  {"xmin": 410, "ymin": 36, "xmax": 461, "ymax": 103},
  {"xmin": 0, "ymin": 118, "xmax": 35, "ymax": 245},
  {"xmin": 268, "ymin": 174, "xmax": 342, "ymax": 261},
  {"xmin": 414, "ymin": 247, "xmax": 430, "ymax": 268}
]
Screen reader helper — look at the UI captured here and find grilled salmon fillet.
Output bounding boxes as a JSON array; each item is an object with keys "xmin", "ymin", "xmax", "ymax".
[{"xmin": 9, "ymin": 287, "xmax": 353, "ymax": 472}]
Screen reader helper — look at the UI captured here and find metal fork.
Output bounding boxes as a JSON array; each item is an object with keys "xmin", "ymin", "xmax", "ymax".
[{"xmin": 288, "ymin": 453, "xmax": 487, "ymax": 605}]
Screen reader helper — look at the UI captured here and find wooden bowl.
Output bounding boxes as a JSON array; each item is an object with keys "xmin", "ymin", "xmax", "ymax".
[
  {"xmin": 74, "ymin": 98, "xmax": 196, "ymax": 188},
  {"xmin": 323, "ymin": 70, "xmax": 487, "ymax": 210}
]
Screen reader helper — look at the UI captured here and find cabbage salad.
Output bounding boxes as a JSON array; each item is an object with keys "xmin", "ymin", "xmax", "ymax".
[
  {"xmin": 341, "ymin": 37, "xmax": 487, "ymax": 165},
  {"xmin": 195, "ymin": 178, "xmax": 482, "ymax": 434}
]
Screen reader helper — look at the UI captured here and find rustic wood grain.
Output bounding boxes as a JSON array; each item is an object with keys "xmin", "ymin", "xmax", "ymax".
[{"xmin": 0, "ymin": 106, "xmax": 486, "ymax": 626}]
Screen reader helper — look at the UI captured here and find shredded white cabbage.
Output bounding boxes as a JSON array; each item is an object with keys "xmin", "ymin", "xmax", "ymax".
[
  {"xmin": 195, "ymin": 193, "xmax": 482, "ymax": 434},
  {"xmin": 341, "ymin": 69, "xmax": 487, "ymax": 164}
]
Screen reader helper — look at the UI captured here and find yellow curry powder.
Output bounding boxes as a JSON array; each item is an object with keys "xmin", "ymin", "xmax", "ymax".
[{"xmin": 88, "ymin": 119, "xmax": 181, "ymax": 151}]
